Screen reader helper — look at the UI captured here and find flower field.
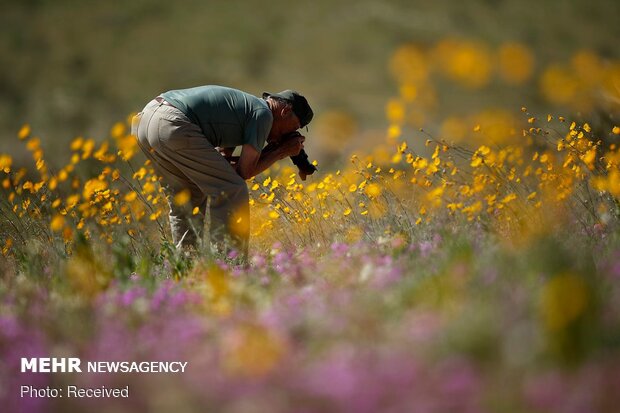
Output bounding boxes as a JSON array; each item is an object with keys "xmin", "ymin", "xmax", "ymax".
[{"xmin": 2, "ymin": 39, "xmax": 620, "ymax": 412}]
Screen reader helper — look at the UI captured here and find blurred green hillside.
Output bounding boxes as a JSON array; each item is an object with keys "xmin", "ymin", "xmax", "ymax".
[{"xmin": 1, "ymin": 0, "xmax": 619, "ymax": 161}]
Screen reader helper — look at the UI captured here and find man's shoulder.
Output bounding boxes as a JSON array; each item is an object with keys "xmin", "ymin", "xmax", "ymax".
[
  {"xmin": 204, "ymin": 85, "xmax": 255, "ymax": 99},
  {"xmin": 207, "ymin": 86, "xmax": 268, "ymax": 109},
  {"xmin": 244, "ymin": 93, "xmax": 271, "ymax": 117},
  {"xmin": 253, "ymin": 105, "xmax": 273, "ymax": 124}
]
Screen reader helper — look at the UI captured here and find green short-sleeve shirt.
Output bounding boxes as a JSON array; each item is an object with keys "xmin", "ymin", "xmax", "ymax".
[{"xmin": 161, "ymin": 86, "xmax": 272, "ymax": 152}]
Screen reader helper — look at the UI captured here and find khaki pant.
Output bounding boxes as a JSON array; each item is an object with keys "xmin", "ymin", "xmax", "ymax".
[{"xmin": 131, "ymin": 99, "xmax": 249, "ymax": 257}]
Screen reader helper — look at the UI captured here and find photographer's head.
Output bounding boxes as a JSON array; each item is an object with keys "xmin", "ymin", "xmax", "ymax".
[{"xmin": 263, "ymin": 90, "xmax": 313, "ymax": 142}]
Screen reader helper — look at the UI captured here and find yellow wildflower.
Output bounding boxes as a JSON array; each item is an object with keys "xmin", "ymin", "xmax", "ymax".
[
  {"xmin": 2, "ymin": 238, "xmax": 13, "ymax": 256},
  {"xmin": 50, "ymin": 214, "xmax": 65, "ymax": 232},
  {"xmin": 497, "ymin": 42, "xmax": 534, "ymax": 85},
  {"xmin": 173, "ymin": 189, "xmax": 191, "ymax": 206},
  {"xmin": 83, "ymin": 178, "xmax": 108, "ymax": 199},
  {"xmin": 18, "ymin": 124, "xmax": 31, "ymax": 140},
  {"xmin": 501, "ymin": 193, "xmax": 517, "ymax": 204},
  {"xmin": 133, "ymin": 167, "xmax": 147, "ymax": 180},
  {"xmin": 365, "ymin": 183, "xmax": 381, "ymax": 198},
  {"xmin": 386, "ymin": 99, "xmax": 405, "ymax": 124},
  {"xmin": 70, "ymin": 137, "xmax": 84, "ymax": 151},
  {"xmin": 0, "ymin": 154, "xmax": 12, "ymax": 173},
  {"xmin": 470, "ymin": 157, "xmax": 483, "ymax": 168}
]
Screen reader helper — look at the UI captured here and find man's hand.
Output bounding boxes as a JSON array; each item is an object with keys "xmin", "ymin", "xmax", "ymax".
[
  {"xmin": 277, "ymin": 133, "xmax": 305, "ymax": 158},
  {"xmin": 233, "ymin": 134, "xmax": 310, "ymax": 181},
  {"xmin": 275, "ymin": 132, "xmax": 317, "ymax": 180}
]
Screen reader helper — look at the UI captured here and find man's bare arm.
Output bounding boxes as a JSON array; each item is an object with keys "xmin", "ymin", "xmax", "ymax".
[{"xmin": 235, "ymin": 136, "xmax": 305, "ymax": 180}]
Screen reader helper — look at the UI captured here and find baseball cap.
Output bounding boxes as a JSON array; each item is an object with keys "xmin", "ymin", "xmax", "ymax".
[{"xmin": 262, "ymin": 90, "xmax": 314, "ymax": 128}]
